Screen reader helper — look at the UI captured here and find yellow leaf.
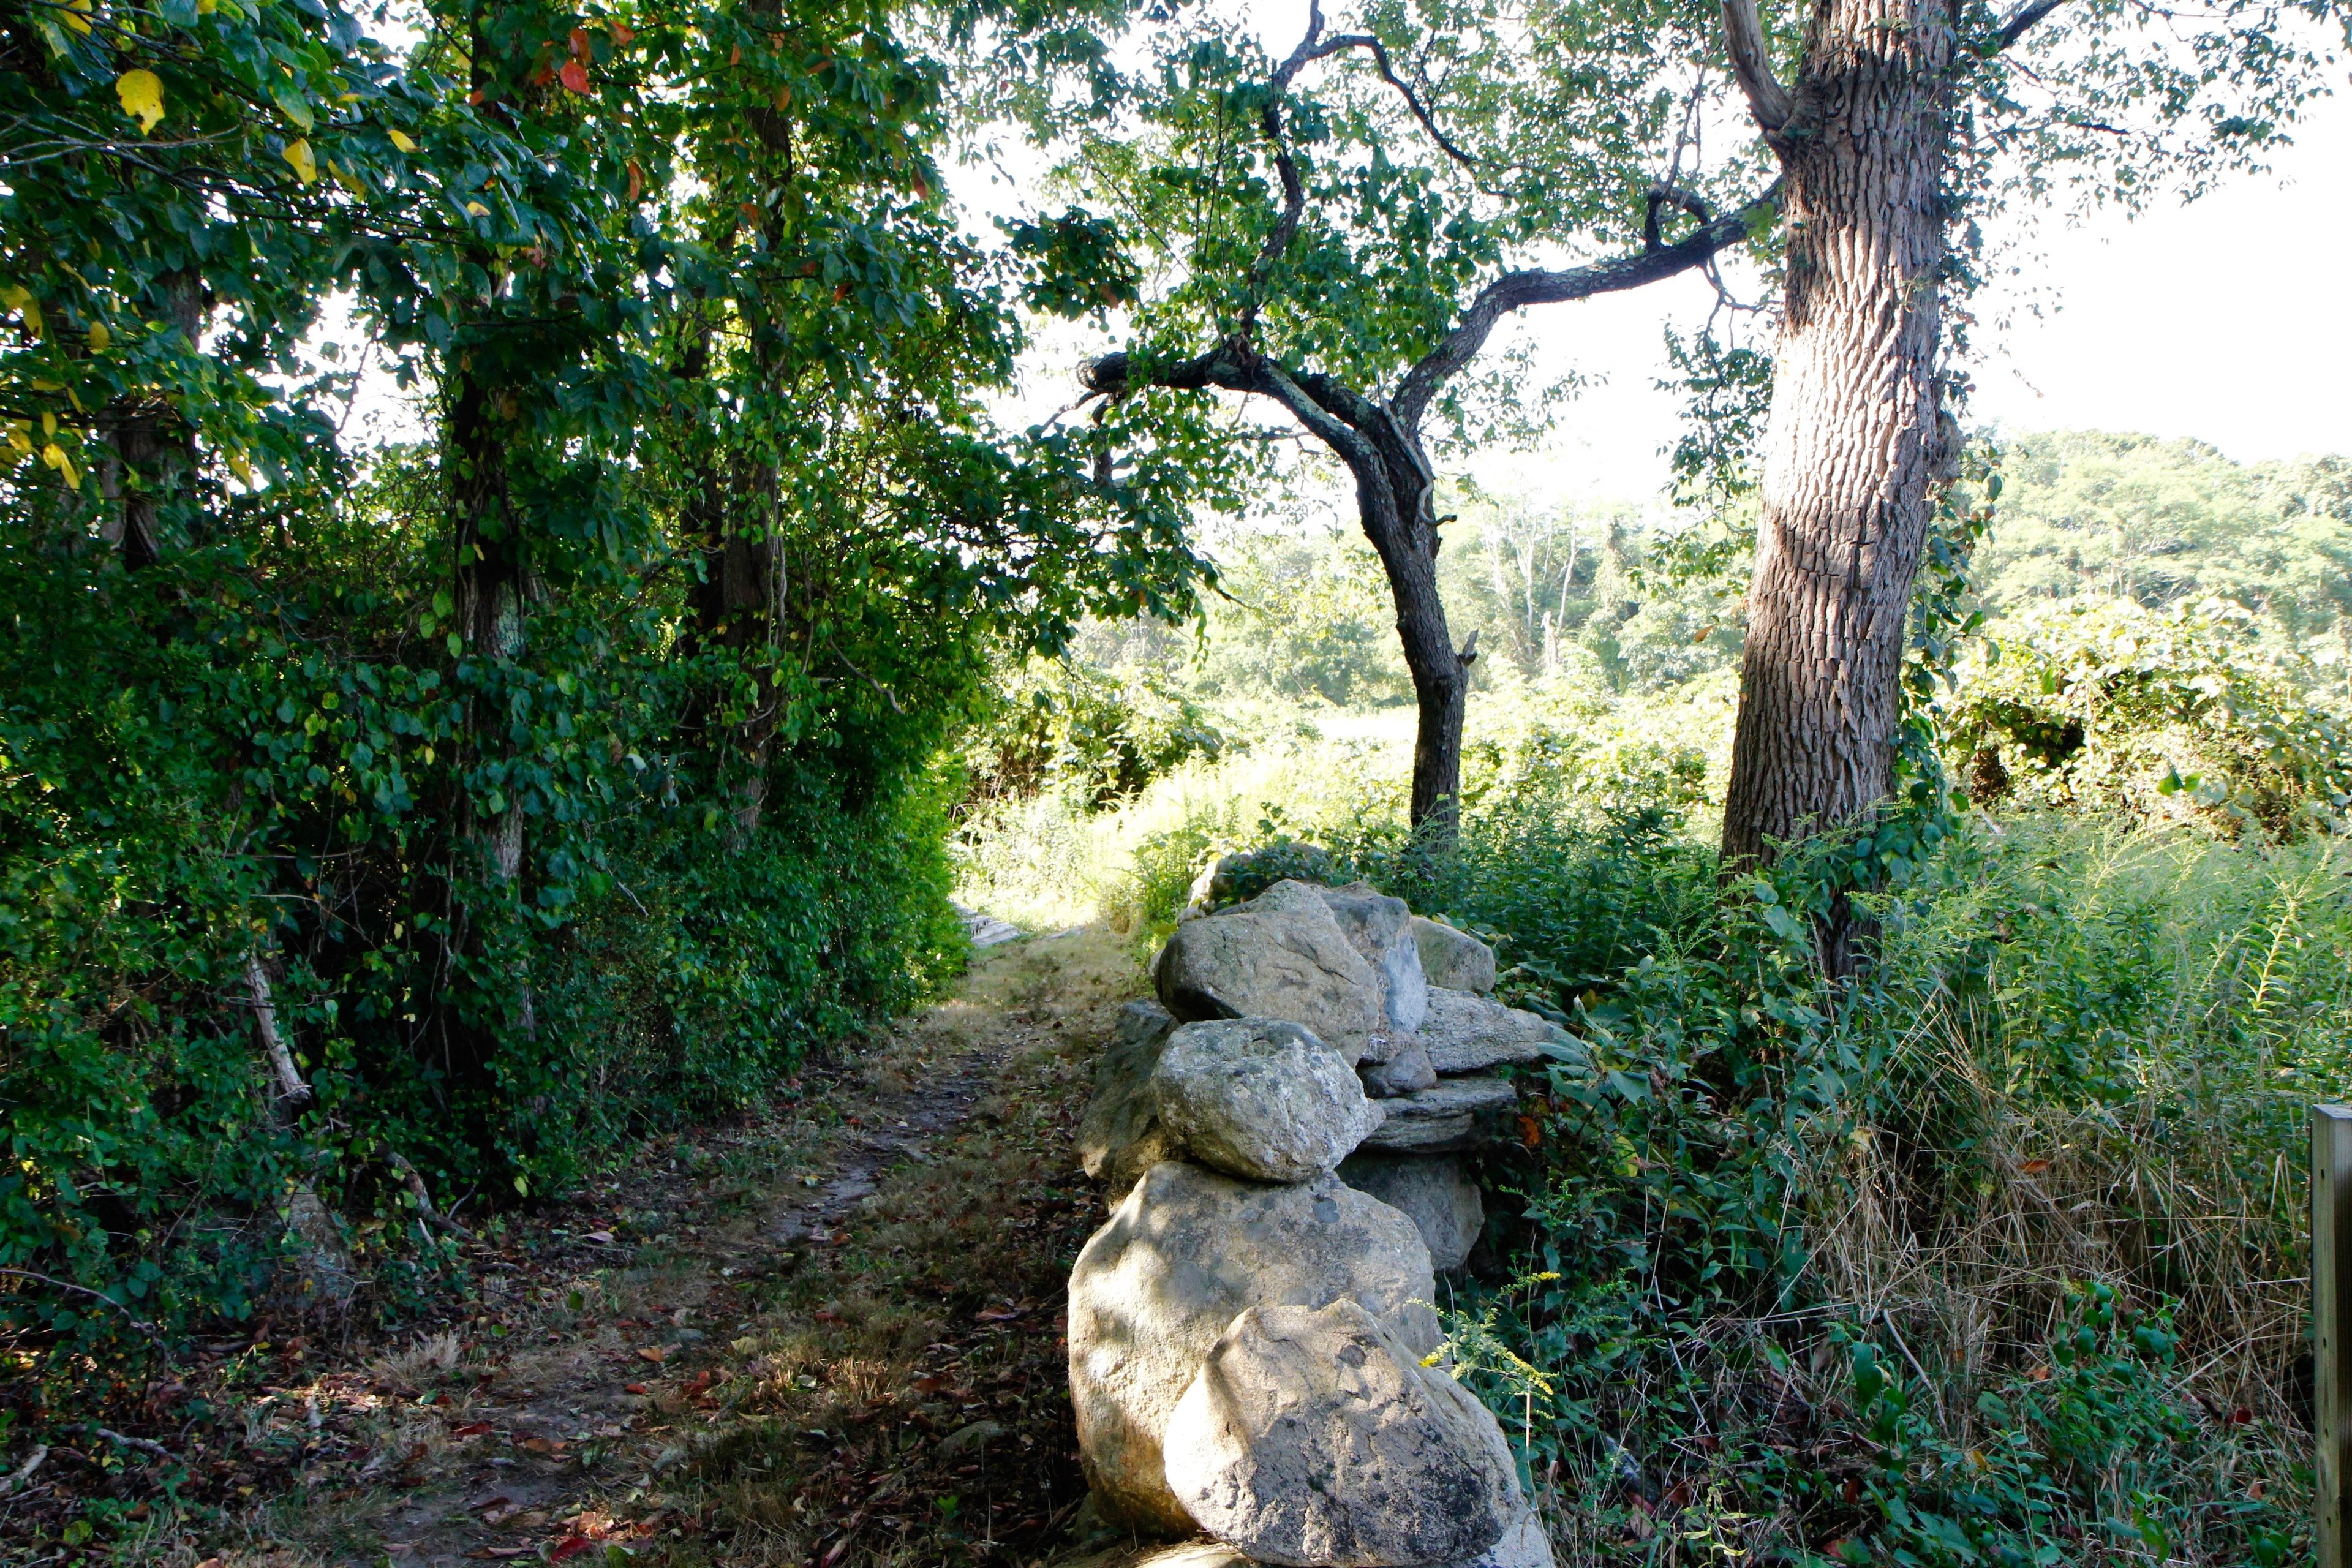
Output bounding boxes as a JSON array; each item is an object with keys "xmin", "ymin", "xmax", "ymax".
[
  {"xmin": 387, "ymin": 128, "xmax": 418, "ymax": 153},
  {"xmin": 40, "ymin": 412, "xmax": 56, "ymax": 438},
  {"xmin": 465, "ymin": 200, "xmax": 490, "ymax": 216},
  {"xmin": 282, "ymin": 137, "xmax": 315, "ymax": 183},
  {"xmin": 40, "ymin": 443, "xmax": 80, "ymax": 489},
  {"xmin": 63, "ymin": 0, "xmax": 91, "ymax": 34},
  {"xmin": 85, "ymin": 320, "xmax": 109, "ymax": 352},
  {"xmin": 330, "ymin": 159, "xmax": 366, "ymax": 197},
  {"xmin": 6, "ymin": 422, "xmax": 31, "ymax": 455},
  {"xmin": 1, "ymin": 286, "xmax": 42, "ymax": 337},
  {"xmin": 226, "ymin": 451, "xmax": 254, "ymax": 484},
  {"xmin": 196, "ymin": 0, "xmax": 216, "ymax": 12},
  {"xmin": 116, "ymin": 69, "xmax": 164, "ymax": 134}
]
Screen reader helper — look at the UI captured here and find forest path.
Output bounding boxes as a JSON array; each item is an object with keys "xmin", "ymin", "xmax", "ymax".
[{"xmin": 244, "ymin": 925, "xmax": 1142, "ymax": 1568}]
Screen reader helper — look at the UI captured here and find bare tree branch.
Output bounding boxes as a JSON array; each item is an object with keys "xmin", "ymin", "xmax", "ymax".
[
  {"xmin": 1721, "ymin": 0, "xmax": 1796, "ymax": 131},
  {"xmin": 1994, "ymin": 0, "xmax": 2069, "ymax": 51},
  {"xmin": 1314, "ymin": 33, "xmax": 1483, "ymax": 173},
  {"xmin": 1392, "ymin": 183, "xmax": 1781, "ymax": 429}
]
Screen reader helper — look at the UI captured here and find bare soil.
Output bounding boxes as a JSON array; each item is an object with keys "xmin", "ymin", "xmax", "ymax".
[{"xmin": 92, "ymin": 926, "xmax": 1144, "ymax": 1568}]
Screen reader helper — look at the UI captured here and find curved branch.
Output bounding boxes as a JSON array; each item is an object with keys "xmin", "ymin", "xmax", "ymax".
[
  {"xmin": 1314, "ymin": 33, "xmax": 1482, "ymax": 173},
  {"xmin": 1645, "ymin": 184, "xmax": 1714, "ymax": 250},
  {"xmin": 1992, "ymin": 0, "xmax": 2068, "ymax": 51},
  {"xmin": 1721, "ymin": 0, "xmax": 1795, "ymax": 132},
  {"xmin": 1392, "ymin": 184, "xmax": 1782, "ymax": 431}
]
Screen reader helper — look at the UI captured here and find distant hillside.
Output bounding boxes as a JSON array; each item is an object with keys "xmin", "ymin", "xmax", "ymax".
[{"xmin": 1979, "ymin": 430, "xmax": 2350, "ymax": 639}]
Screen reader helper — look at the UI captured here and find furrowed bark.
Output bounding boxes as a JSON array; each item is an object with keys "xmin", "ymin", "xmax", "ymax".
[
  {"xmin": 97, "ymin": 270, "xmax": 203, "ymax": 568},
  {"xmin": 1718, "ymin": 0, "xmax": 1958, "ymax": 975}
]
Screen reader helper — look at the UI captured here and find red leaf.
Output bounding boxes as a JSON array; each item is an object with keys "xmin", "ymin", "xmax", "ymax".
[
  {"xmin": 567, "ymin": 27, "xmax": 590, "ymax": 58},
  {"xmin": 559, "ymin": 59, "xmax": 590, "ymax": 95},
  {"xmin": 453, "ymin": 1422, "xmax": 494, "ymax": 1437},
  {"xmin": 2020, "ymin": 1159, "xmax": 2051, "ymax": 1176},
  {"xmin": 607, "ymin": 19, "xmax": 635, "ymax": 45},
  {"xmin": 623, "ymin": 1382, "xmax": 649, "ymax": 1396},
  {"xmin": 550, "ymin": 1537, "xmax": 597, "ymax": 1562}
]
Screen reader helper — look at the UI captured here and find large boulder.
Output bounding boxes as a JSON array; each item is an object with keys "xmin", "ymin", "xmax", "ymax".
[
  {"xmin": 1411, "ymin": 917, "xmax": 1498, "ymax": 995},
  {"xmin": 1163, "ymin": 1300, "xmax": 1519, "ymax": 1568},
  {"xmin": 1155, "ymin": 886, "xmax": 1384, "ymax": 1062},
  {"xmin": 1419, "ymin": 988, "xmax": 1568, "ymax": 1076},
  {"xmin": 1068, "ymin": 1161, "xmax": 1439, "ymax": 1535},
  {"xmin": 1308, "ymin": 882, "xmax": 1428, "ymax": 1034},
  {"xmin": 1078, "ymin": 1001, "xmax": 1182, "ymax": 1199},
  {"xmin": 1338, "ymin": 1152, "xmax": 1483, "ymax": 1273},
  {"xmin": 1151, "ymin": 1019, "xmax": 1384, "ymax": 1185},
  {"xmin": 1356, "ymin": 1076, "xmax": 1518, "ymax": 1154}
]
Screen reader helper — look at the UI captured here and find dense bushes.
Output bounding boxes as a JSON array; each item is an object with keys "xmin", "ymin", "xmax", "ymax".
[{"xmin": 1341, "ymin": 807, "xmax": 2345, "ymax": 1564}]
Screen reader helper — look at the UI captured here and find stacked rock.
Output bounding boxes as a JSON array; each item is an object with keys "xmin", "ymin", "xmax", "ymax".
[{"xmin": 1068, "ymin": 875, "xmax": 1572, "ymax": 1568}]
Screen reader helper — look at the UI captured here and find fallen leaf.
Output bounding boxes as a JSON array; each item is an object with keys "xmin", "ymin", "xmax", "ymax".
[
  {"xmin": 468, "ymin": 1496, "xmax": 514, "ymax": 1513},
  {"xmin": 623, "ymin": 1382, "xmax": 649, "ymax": 1396},
  {"xmin": 2020, "ymin": 1159, "xmax": 2051, "ymax": 1175},
  {"xmin": 549, "ymin": 1537, "xmax": 597, "ymax": 1562},
  {"xmin": 975, "ymin": 1306, "xmax": 1021, "ymax": 1322},
  {"xmin": 453, "ymin": 1422, "xmax": 494, "ymax": 1438},
  {"xmin": 636, "ymin": 1346, "xmax": 667, "ymax": 1363},
  {"xmin": 586, "ymin": 1231, "xmax": 614, "ymax": 1244}
]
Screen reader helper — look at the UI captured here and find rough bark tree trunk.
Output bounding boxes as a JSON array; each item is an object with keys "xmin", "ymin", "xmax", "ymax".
[
  {"xmin": 1350, "ymin": 429, "xmax": 1470, "ymax": 836},
  {"xmin": 1718, "ymin": 0, "xmax": 1958, "ymax": 974},
  {"xmin": 97, "ymin": 271, "xmax": 203, "ymax": 568}
]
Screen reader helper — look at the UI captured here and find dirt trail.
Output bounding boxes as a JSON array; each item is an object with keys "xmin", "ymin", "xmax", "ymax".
[{"xmin": 209, "ymin": 925, "xmax": 1142, "ymax": 1568}]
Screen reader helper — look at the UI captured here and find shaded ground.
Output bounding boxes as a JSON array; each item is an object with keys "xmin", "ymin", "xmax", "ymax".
[{"xmin": 89, "ymin": 926, "xmax": 1142, "ymax": 1568}]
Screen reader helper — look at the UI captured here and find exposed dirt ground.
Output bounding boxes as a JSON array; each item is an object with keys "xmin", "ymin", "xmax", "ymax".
[{"xmin": 95, "ymin": 926, "xmax": 1146, "ymax": 1568}]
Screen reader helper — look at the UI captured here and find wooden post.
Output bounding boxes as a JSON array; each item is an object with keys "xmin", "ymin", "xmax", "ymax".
[{"xmin": 2315, "ymin": 1105, "xmax": 2352, "ymax": 1568}]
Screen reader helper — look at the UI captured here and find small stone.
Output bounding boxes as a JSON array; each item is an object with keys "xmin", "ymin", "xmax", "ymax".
[
  {"xmin": 1355, "ymin": 1076, "xmax": 1518, "ymax": 1153},
  {"xmin": 1419, "ymin": 988, "xmax": 1569, "ymax": 1075},
  {"xmin": 1155, "ymin": 886, "xmax": 1385, "ymax": 1062},
  {"xmin": 1412, "ymin": 916, "xmax": 1498, "ymax": 994},
  {"xmin": 1078, "ymin": 1001, "xmax": 1181, "ymax": 1196},
  {"xmin": 1359, "ymin": 1038, "xmax": 1438, "ymax": 1099},
  {"xmin": 1151, "ymin": 1019, "xmax": 1384, "ymax": 1184},
  {"xmin": 1309, "ymin": 882, "xmax": 1428, "ymax": 1033},
  {"xmin": 1339, "ymin": 1152, "xmax": 1483, "ymax": 1272},
  {"xmin": 937, "ymin": 1419, "xmax": 1005, "ymax": 1461}
]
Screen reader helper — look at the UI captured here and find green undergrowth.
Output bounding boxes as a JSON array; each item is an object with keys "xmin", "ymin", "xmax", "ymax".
[{"xmin": 1385, "ymin": 810, "xmax": 2348, "ymax": 1565}]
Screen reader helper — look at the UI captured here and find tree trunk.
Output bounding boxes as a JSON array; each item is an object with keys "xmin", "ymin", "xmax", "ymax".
[
  {"xmin": 1719, "ymin": 0, "xmax": 1957, "ymax": 971},
  {"xmin": 97, "ymin": 271, "xmax": 203, "ymax": 569},
  {"xmin": 1353, "ymin": 440, "xmax": 1469, "ymax": 838},
  {"xmin": 682, "ymin": 444, "xmax": 784, "ymax": 844}
]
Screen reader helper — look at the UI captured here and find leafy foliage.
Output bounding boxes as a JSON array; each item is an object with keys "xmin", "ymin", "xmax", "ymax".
[{"xmin": 0, "ymin": 0, "xmax": 1215, "ymax": 1415}]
